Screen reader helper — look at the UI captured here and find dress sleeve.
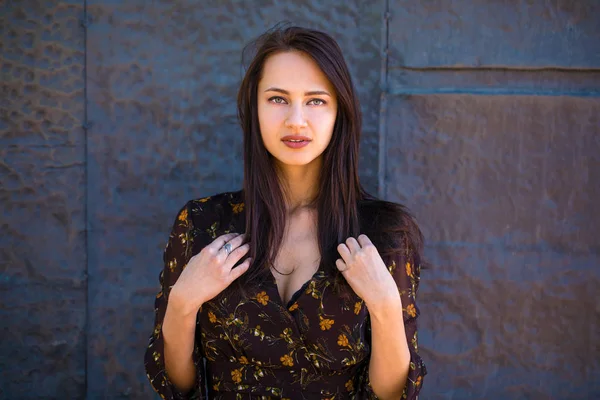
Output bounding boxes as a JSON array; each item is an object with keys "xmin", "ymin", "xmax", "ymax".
[
  {"xmin": 358, "ymin": 232, "xmax": 428, "ymax": 400},
  {"xmin": 144, "ymin": 201, "xmax": 205, "ymax": 399}
]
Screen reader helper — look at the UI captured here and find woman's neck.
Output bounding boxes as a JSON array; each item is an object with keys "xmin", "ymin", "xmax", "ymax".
[{"xmin": 275, "ymin": 158, "xmax": 321, "ymax": 214}]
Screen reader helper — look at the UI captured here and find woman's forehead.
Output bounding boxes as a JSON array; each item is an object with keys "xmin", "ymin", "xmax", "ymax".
[{"xmin": 259, "ymin": 51, "xmax": 334, "ymax": 94}]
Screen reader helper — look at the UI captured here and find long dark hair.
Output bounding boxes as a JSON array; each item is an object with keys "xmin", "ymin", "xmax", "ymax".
[{"xmin": 234, "ymin": 24, "xmax": 424, "ymax": 298}]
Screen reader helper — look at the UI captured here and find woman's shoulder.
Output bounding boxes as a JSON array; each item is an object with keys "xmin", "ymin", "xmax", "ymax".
[
  {"xmin": 188, "ymin": 189, "xmax": 244, "ymax": 211},
  {"xmin": 185, "ymin": 189, "xmax": 245, "ymax": 231}
]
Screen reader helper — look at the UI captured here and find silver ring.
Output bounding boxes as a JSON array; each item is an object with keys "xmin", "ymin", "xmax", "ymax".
[{"xmin": 223, "ymin": 242, "xmax": 232, "ymax": 256}]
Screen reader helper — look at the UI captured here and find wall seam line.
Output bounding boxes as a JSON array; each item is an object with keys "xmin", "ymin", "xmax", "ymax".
[
  {"xmin": 82, "ymin": 0, "xmax": 90, "ymax": 397},
  {"xmin": 387, "ymin": 87, "xmax": 600, "ymax": 97},
  {"xmin": 377, "ymin": 0, "xmax": 390, "ymax": 199}
]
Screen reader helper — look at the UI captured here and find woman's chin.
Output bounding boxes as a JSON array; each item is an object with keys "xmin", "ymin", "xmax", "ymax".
[{"xmin": 273, "ymin": 155, "xmax": 321, "ymax": 169}]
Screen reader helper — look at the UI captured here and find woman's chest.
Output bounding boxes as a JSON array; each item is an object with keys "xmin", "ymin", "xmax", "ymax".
[
  {"xmin": 272, "ymin": 226, "xmax": 322, "ymax": 306},
  {"xmin": 197, "ymin": 276, "xmax": 371, "ymax": 372}
]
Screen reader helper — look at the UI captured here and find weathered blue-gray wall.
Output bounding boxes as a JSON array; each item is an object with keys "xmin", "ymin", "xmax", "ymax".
[
  {"xmin": 0, "ymin": 0, "xmax": 87, "ymax": 398},
  {"xmin": 384, "ymin": 2, "xmax": 600, "ymax": 399},
  {"xmin": 1, "ymin": 0, "xmax": 598, "ymax": 399}
]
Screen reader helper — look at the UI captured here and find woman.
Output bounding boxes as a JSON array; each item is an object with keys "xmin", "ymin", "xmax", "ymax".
[{"xmin": 145, "ymin": 25, "xmax": 427, "ymax": 400}]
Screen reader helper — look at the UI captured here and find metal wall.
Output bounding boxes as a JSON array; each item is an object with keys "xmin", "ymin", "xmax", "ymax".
[
  {"xmin": 1, "ymin": 0, "xmax": 598, "ymax": 399},
  {"xmin": 384, "ymin": 2, "xmax": 600, "ymax": 398},
  {"xmin": 1, "ymin": 0, "xmax": 87, "ymax": 398}
]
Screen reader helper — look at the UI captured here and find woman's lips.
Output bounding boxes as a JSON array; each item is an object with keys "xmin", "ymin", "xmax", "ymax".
[
  {"xmin": 282, "ymin": 140, "xmax": 310, "ymax": 149},
  {"xmin": 281, "ymin": 135, "xmax": 311, "ymax": 149}
]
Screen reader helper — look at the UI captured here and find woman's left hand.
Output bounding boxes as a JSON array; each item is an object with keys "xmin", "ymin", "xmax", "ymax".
[{"xmin": 336, "ymin": 234, "xmax": 401, "ymax": 309}]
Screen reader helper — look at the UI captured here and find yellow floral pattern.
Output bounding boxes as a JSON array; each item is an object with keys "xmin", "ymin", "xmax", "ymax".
[
  {"xmin": 319, "ymin": 315, "xmax": 335, "ymax": 331},
  {"xmin": 231, "ymin": 202, "xmax": 245, "ymax": 214},
  {"xmin": 208, "ymin": 311, "xmax": 217, "ymax": 323},
  {"xmin": 144, "ymin": 190, "xmax": 427, "ymax": 400},
  {"xmin": 177, "ymin": 208, "xmax": 188, "ymax": 222},
  {"xmin": 280, "ymin": 353, "xmax": 294, "ymax": 367},
  {"xmin": 231, "ymin": 368, "xmax": 242, "ymax": 383},
  {"xmin": 345, "ymin": 379, "xmax": 354, "ymax": 392},
  {"xmin": 337, "ymin": 334, "xmax": 349, "ymax": 347},
  {"xmin": 255, "ymin": 291, "xmax": 269, "ymax": 306}
]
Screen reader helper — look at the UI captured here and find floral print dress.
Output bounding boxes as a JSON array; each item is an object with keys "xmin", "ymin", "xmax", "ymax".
[{"xmin": 144, "ymin": 190, "xmax": 427, "ymax": 400}]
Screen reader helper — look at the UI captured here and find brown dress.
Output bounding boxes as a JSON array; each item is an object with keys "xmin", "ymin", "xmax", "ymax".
[{"xmin": 144, "ymin": 190, "xmax": 427, "ymax": 399}]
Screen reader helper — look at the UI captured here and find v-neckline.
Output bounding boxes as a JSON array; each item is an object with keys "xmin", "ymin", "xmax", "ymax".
[
  {"xmin": 231, "ymin": 195, "xmax": 324, "ymax": 310},
  {"xmin": 269, "ymin": 267, "xmax": 324, "ymax": 310}
]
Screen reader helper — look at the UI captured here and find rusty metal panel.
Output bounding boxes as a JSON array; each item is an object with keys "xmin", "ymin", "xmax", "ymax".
[
  {"xmin": 385, "ymin": 94, "xmax": 600, "ymax": 398},
  {"xmin": 84, "ymin": 1, "xmax": 382, "ymax": 397},
  {"xmin": 387, "ymin": 1, "xmax": 600, "ymax": 68},
  {"xmin": 0, "ymin": 0, "xmax": 86, "ymax": 398}
]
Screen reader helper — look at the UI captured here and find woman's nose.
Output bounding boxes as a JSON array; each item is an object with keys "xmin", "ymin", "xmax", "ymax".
[{"xmin": 284, "ymin": 104, "xmax": 308, "ymax": 129}]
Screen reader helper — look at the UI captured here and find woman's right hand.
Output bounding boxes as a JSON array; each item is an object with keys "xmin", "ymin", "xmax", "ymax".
[{"xmin": 168, "ymin": 232, "xmax": 251, "ymax": 318}]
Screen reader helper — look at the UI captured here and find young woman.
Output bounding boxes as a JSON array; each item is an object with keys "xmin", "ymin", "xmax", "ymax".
[{"xmin": 145, "ymin": 25, "xmax": 427, "ymax": 400}]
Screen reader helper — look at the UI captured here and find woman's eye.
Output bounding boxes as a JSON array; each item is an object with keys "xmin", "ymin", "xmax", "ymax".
[
  {"xmin": 268, "ymin": 97, "xmax": 326, "ymax": 106},
  {"xmin": 269, "ymin": 96, "xmax": 286, "ymax": 104}
]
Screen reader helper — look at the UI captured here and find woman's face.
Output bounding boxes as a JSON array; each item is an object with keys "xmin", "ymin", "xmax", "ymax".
[{"xmin": 257, "ymin": 51, "xmax": 338, "ymax": 169}]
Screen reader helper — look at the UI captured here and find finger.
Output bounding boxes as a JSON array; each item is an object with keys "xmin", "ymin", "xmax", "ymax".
[
  {"xmin": 337, "ymin": 243, "xmax": 352, "ymax": 263},
  {"xmin": 229, "ymin": 258, "xmax": 251, "ymax": 282},
  {"xmin": 228, "ymin": 233, "xmax": 248, "ymax": 249},
  {"xmin": 211, "ymin": 235, "xmax": 242, "ymax": 264},
  {"xmin": 225, "ymin": 243, "xmax": 251, "ymax": 266},
  {"xmin": 208, "ymin": 232, "xmax": 241, "ymax": 251},
  {"xmin": 335, "ymin": 258, "xmax": 348, "ymax": 273},
  {"xmin": 345, "ymin": 237, "xmax": 361, "ymax": 253},
  {"xmin": 357, "ymin": 234, "xmax": 372, "ymax": 247}
]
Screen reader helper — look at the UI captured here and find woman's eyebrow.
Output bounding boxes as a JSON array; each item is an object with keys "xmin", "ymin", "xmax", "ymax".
[{"xmin": 264, "ymin": 87, "xmax": 331, "ymax": 97}]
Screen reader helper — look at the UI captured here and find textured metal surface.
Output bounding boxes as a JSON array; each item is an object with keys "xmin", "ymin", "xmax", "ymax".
[
  {"xmin": 388, "ymin": 0, "xmax": 600, "ymax": 68},
  {"xmin": 85, "ymin": 1, "xmax": 382, "ymax": 397},
  {"xmin": 385, "ymin": 94, "xmax": 600, "ymax": 398},
  {"xmin": 383, "ymin": 3, "xmax": 600, "ymax": 395},
  {"xmin": 0, "ymin": 0, "xmax": 86, "ymax": 398}
]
